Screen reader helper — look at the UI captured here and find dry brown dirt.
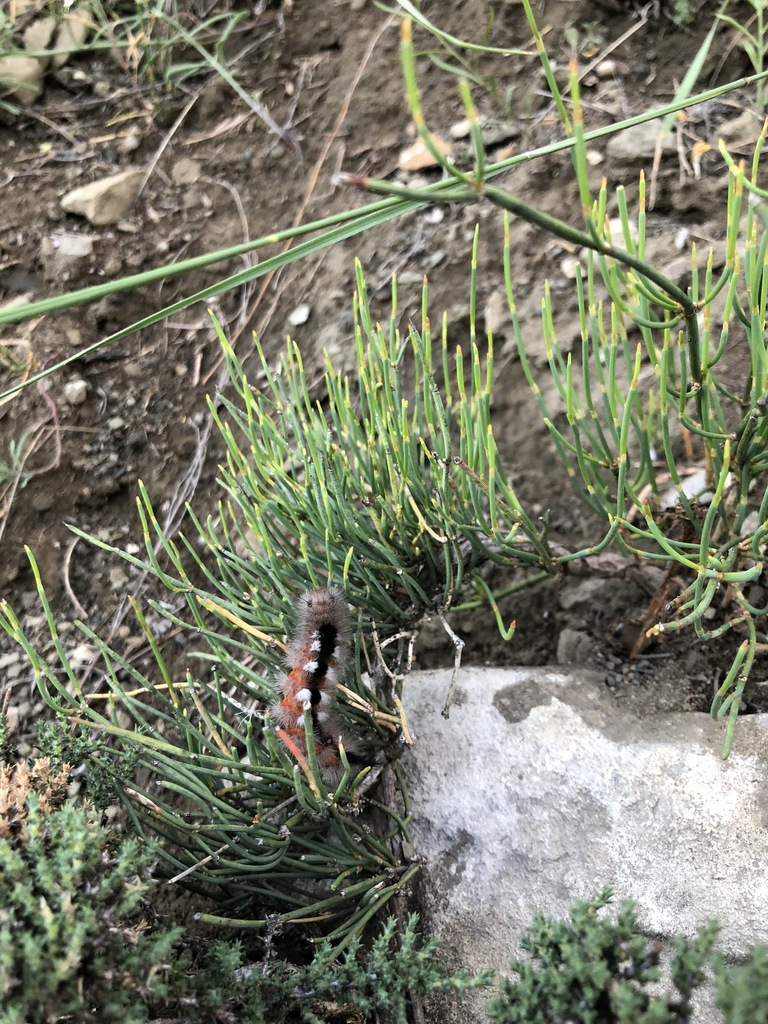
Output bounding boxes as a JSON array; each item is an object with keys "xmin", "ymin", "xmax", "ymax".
[{"xmin": 1, "ymin": 0, "xmax": 767, "ymax": 754}]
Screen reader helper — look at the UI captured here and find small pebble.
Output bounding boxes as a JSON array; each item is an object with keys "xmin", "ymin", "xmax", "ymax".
[
  {"xmin": 423, "ymin": 207, "xmax": 444, "ymax": 224},
  {"xmin": 560, "ymin": 256, "xmax": 584, "ymax": 280},
  {"xmin": 289, "ymin": 303, "xmax": 311, "ymax": 326},
  {"xmin": 5, "ymin": 661, "xmax": 22, "ymax": 682},
  {"xmin": 450, "ymin": 118, "xmax": 471, "ymax": 140},
  {"xmin": 31, "ymin": 492, "xmax": 54, "ymax": 513},
  {"xmin": 117, "ymin": 128, "xmax": 141, "ymax": 154},
  {"xmin": 4, "ymin": 705, "xmax": 19, "ymax": 735},
  {"xmin": 63, "ymin": 378, "xmax": 88, "ymax": 405},
  {"xmin": 69, "ymin": 642, "xmax": 97, "ymax": 668},
  {"xmin": 398, "ymin": 135, "xmax": 452, "ymax": 171},
  {"xmin": 595, "ymin": 60, "xmax": 618, "ymax": 78},
  {"xmin": 109, "ymin": 567, "xmax": 128, "ymax": 589},
  {"xmin": 125, "ymin": 427, "xmax": 147, "ymax": 449}
]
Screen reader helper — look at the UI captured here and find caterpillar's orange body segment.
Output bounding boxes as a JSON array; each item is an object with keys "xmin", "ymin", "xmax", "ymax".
[{"xmin": 274, "ymin": 587, "xmax": 352, "ymax": 781}]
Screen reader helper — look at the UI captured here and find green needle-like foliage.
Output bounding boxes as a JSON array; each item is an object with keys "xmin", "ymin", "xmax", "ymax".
[
  {"xmin": 205, "ymin": 257, "xmax": 551, "ymax": 633},
  {"xmin": 344, "ymin": 10, "xmax": 768, "ymax": 755},
  {"xmin": 0, "ymin": 261, "xmax": 551, "ymax": 949}
]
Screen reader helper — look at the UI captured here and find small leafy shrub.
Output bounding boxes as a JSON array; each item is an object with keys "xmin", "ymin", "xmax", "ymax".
[
  {"xmin": 37, "ymin": 715, "xmax": 139, "ymax": 810},
  {"xmin": 0, "ymin": 760, "xmax": 187, "ymax": 1024},
  {"xmin": 191, "ymin": 914, "xmax": 489, "ymax": 1024},
  {"xmin": 487, "ymin": 888, "xmax": 718, "ymax": 1024},
  {"xmin": 4, "ymin": 773, "xmax": 768, "ymax": 1024},
  {"xmin": 714, "ymin": 944, "xmax": 768, "ymax": 1023},
  {"xmin": 0, "ymin": 758, "xmax": 477, "ymax": 1024}
]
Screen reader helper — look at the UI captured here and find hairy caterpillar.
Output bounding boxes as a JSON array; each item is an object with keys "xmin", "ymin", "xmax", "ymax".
[{"xmin": 274, "ymin": 587, "xmax": 356, "ymax": 783}]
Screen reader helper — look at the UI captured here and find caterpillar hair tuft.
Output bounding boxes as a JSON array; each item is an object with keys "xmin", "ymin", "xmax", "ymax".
[{"xmin": 274, "ymin": 587, "xmax": 356, "ymax": 783}]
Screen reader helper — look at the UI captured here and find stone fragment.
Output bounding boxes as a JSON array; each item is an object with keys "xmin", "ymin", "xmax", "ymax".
[
  {"xmin": 63, "ymin": 378, "xmax": 88, "ymax": 405},
  {"xmin": 559, "ymin": 255, "xmax": 584, "ymax": 279},
  {"xmin": 483, "ymin": 289, "xmax": 509, "ymax": 336},
  {"xmin": 69, "ymin": 642, "xmax": 97, "ymax": 669},
  {"xmin": 398, "ymin": 134, "xmax": 452, "ymax": 171},
  {"xmin": 0, "ymin": 55, "xmax": 45, "ymax": 106},
  {"xmin": 61, "ymin": 169, "xmax": 144, "ymax": 226},
  {"xmin": 716, "ymin": 108, "xmax": 763, "ymax": 150},
  {"xmin": 288, "ymin": 303, "xmax": 311, "ymax": 326},
  {"xmin": 171, "ymin": 157, "xmax": 202, "ymax": 185},
  {"xmin": 39, "ymin": 231, "xmax": 94, "ymax": 281},
  {"xmin": 556, "ymin": 627, "xmax": 593, "ymax": 665},
  {"xmin": 30, "ymin": 492, "xmax": 54, "ymax": 513},
  {"xmin": 22, "ymin": 16, "xmax": 56, "ymax": 56},
  {"xmin": 52, "ymin": 6, "xmax": 92, "ymax": 68},
  {"xmin": 450, "ymin": 117, "xmax": 520, "ymax": 146},
  {"xmin": 606, "ymin": 118, "xmax": 677, "ymax": 163},
  {"xmin": 109, "ymin": 567, "xmax": 128, "ymax": 589},
  {"xmin": 117, "ymin": 126, "xmax": 141, "ymax": 154},
  {"xmin": 595, "ymin": 59, "xmax": 619, "ymax": 77}
]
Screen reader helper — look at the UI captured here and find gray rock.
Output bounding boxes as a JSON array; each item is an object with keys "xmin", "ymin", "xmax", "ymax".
[
  {"xmin": 606, "ymin": 118, "xmax": 677, "ymax": 164},
  {"xmin": 0, "ymin": 55, "xmax": 45, "ymax": 106},
  {"xmin": 556, "ymin": 626, "xmax": 593, "ymax": 665},
  {"xmin": 716, "ymin": 109, "xmax": 763, "ymax": 150},
  {"xmin": 61, "ymin": 169, "xmax": 144, "ymax": 226},
  {"xmin": 171, "ymin": 157, "xmax": 202, "ymax": 185},
  {"xmin": 22, "ymin": 16, "xmax": 56, "ymax": 57},
  {"xmin": 558, "ymin": 576, "xmax": 613, "ymax": 610},
  {"xmin": 402, "ymin": 667, "xmax": 768, "ymax": 1021},
  {"xmin": 52, "ymin": 6, "xmax": 92, "ymax": 69},
  {"xmin": 63, "ymin": 378, "xmax": 88, "ymax": 406},
  {"xmin": 39, "ymin": 231, "xmax": 95, "ymax": 281}
]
